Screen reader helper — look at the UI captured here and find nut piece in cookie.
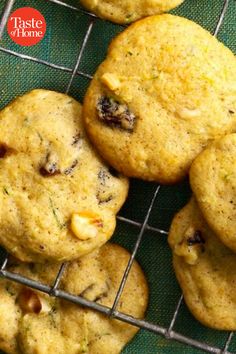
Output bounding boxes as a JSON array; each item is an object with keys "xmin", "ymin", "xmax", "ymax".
[
  {"xmin": 71, "ymin": 211, "xmax": 103, "ymax": 240},
  {"xmin": 17, "ymin": 289, "xmax": 42, "ymax": 314},
  {"xmin": 168, "ymin": 198, "xmax": 236, "ymax": 330}
]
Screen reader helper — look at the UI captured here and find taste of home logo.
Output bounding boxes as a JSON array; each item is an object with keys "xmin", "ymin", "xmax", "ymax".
[{"xmin": 7, "ymin": 7, "xmax": 46, "ymax": 46}]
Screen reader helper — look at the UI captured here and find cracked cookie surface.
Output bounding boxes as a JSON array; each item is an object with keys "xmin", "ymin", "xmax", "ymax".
[
  {"xmin": 0, "ymin": 243, "xmax": 148, "ymax": 354},
  {"xmin": 0, "ymin": 89, "xmax": 128, "ymax": 262},
  {"xmin": 83, "ymin": 15, "xmax": 236, "ymax": 183},
  {"xmin": 168, "ymin": 198, "xmax": 236, "ymax": 330}
]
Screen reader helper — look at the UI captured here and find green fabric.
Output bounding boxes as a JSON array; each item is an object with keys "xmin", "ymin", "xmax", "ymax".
[{"xmin": 0, "ymin": 0, "xmax": 236, "ymax": 353}]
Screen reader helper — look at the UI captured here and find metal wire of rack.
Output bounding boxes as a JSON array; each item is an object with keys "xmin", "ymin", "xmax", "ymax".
[{"xmin": 0, "ymin": 0, "xmax": 235, "ymax": 353}]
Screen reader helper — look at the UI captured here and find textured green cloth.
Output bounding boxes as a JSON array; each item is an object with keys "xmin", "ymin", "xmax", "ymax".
[{"xmin": 0, "ymin": 0, "xmax": 236, "ymax": 353}]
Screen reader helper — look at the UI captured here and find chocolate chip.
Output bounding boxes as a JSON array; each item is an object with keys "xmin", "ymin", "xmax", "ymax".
[
  {"xmin": 97, "ymin": 96, "xmax": 135, "ymax": 131},
  {"xmin": 64, "ymin": 159, "xmax": 78, "ymax": 175},
  {"xmin": 187, "ymin": 230, "xmax": 205, "ymax": 246},
  {"xmin": 0, "ymin": 145, "xmax": 7, "ymax": 158},
  {"xmin": 229, "ymin": 109, "xmax": 235, "ymax": 114}
]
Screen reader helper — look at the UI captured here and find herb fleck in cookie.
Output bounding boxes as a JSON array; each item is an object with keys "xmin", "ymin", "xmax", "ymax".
[
  {"xmin": 190, "ymin": 133, "xmax": 236, "ymax": 253},
  {"xmin": 168, "ymin": 198, "xmax": 236, "ymax": 330},
  {"xmin": 80, "ymin": 0, "xmax": 184, "ymax": 24},
  {"xmin": 0, "ymin": 243, "xmax": 148, "ymax": 354},
  {"xmin": 83, "ymin": 15, "xmax": 236, "ymax": 183},
  {"xmin": 0, "ymin": 90, "xmax": 128, "ymax": 262}
]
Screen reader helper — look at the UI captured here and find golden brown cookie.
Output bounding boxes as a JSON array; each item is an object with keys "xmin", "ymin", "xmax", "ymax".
[
  {"xmin": 0, "ymin": 243, "xmax": 148, "ymax": 354},
  {"xmin": 80, "ymin": 0, "xmax": 184, "ymax": 24},
  {"xmin": 0, "ymin": 90, "xmax": 128, "ymax": 262},
  {"xmin": 168, "ymin": 198, "xmax": 236, "ymax": 330},
  {"xmin": 83, "ymin": 14, "xmax": 236, "ymax": 183},
  {"xmin": 190, "ymin": 133, "xmax": 236, "ymax": 253}
]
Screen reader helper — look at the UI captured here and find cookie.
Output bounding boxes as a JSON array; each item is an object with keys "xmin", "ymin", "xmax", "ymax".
[
  {"xmin": 168, "ymin": 198, "xmax": 236, "ymax": 330},
  {"xmin": 83, "ymin": 14, "xmax": 236, "ymax": 183},
  {"xmin": 0, "ymin": 89, "xmax": 128, "ymax": 262},
  {"xmin": 0, "ymin": 243, "xmax": 148, "ymax": 354},
  {"xmin": 190, "ymin": 133, "xmax": 236, "ymax": 253},
  {"xmin": 80, "ymin": 0, "xmax": 184, "ymax": 24}
]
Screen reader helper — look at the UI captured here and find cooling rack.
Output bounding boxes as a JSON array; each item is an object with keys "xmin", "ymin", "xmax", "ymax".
[{"xmin": 0, "ymin": 0, "xmax": 235, "ymax": 353}]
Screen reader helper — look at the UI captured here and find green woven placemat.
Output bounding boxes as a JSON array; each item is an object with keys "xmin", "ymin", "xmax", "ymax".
[{"xmin": 0, "ymin": 0, "xmax": 236, "ymax": 353}]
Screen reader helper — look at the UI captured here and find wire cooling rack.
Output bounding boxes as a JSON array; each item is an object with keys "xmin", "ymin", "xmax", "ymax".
[{"xmin": 0, "ymin": 0, "xmax": 235, "ymax": 353}]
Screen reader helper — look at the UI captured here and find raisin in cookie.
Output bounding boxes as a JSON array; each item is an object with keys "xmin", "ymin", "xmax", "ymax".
[
  {"xmin": 80, "ymin": 0, "xmax": 184, "ymax": 24},
  {"xmin": 190, "ymin": 133, "xmax": 236, "ymax": 253},
  {"xmin": 168, "ymin": 198, "xmax": 236, "ymax": 330},
  {"xmin": 83, "ymin": 15, "xmax": 236, "ymax": 183},
  {"xmin": 0, "ymin": 243, "xmax": 148, "ymax": 354},
  {"xmin": 0, "ymin": 90, "xmax": 128, "ymax": 262}
]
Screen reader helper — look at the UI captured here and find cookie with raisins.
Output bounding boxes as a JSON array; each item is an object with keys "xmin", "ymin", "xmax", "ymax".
[
  {"xmin": 83, "ymin": 15, "xmax": 236, "ymax": 183},
  {"xmin": 0, "ymin": 89, "xmax": 128, "ymax": 262},
  {"xmin": 168, "ymin": 198, "xmax": 236, "ymax": 330},
  {"xmin": 0, "ymin": 243, "xmax": 148, "ymax": 354},
  {"xmin": 190, "ymin": 134, "xmax": 236, "ymax": 254},
  {"xmin": 80, "ymin": 0, "xmax": 184, "ymax": 24}
]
